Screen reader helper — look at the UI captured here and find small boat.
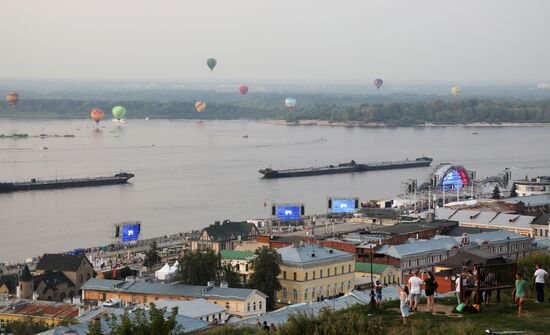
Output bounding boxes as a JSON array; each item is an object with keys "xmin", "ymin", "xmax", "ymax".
[{"xmin": 242, "ymin": 135, "xmax": 249, "ymax": 138}]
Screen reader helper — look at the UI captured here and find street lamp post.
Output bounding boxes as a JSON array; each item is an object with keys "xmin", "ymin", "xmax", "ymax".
[{"xmin": 370, "ymin": 246, "xmax": 375, "ymax": 305}]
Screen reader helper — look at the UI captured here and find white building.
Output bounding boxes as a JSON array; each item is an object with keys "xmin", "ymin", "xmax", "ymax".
[{"xmin": 153, "ymin": 298, "xmax": 228, "ymax": 324}]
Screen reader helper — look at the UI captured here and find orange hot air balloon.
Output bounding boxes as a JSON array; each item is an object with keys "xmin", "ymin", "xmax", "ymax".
[
  {"xmin": 5, "ymin": 92, "xmax": 20, "ymax": 108},
  {"xmin": 90, "ymin": 108, "xmax": 104, "ymax": 124}
]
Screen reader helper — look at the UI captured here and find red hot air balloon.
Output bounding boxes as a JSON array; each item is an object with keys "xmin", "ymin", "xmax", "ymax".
[
  {"xmin": 5, "ymin": 92, "xmax": 20, "ymax": 108},
  {"xmin": 90, "ymin": 108, "xmax": 105, "ymax": 125},
  {"xmin": 239, "ymin": 85, "xmax": 249, "ymax": 95}
]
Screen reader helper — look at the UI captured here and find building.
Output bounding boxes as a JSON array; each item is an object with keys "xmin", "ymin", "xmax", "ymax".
[
  {"xmin": 0, "ymin": 299, "xmax": 79, "ymax": 331},
  {"xmin": 0, "ymin": 274, "xmax": 17, "ymax": 298},
  {"xmin": 531, "ymin": 213, "xmax": 550, "ymax": 238},
  {"xmin": 434, "ymin": 249, "xmax": 507, "ymax": 273},
  {"xmin": 220, "ymin": 250, "xmax": 255, "ymax": 285},
  {"xmin": 358, "ymin": 208, "xmax": 402, "ymax": 226},
  {"xmin": 275, "ymin": 243, "xmax": 355, "ymax": 305},
  {"xmin": 513, "ymin": 176, "xmax": 550, "ymax": 197},
  {"xmin": 153, "ymin": 298, "xmax": 228, "ymax": 324},
  {"xmin": 354, "ymin": 262, "xmax": 400, "ymax": 286},
  {"xmin": 191, "ymin": 221, "xmax": 260, "ymax": 252},
  {"xmin": 465, "ymin": 230, "xmax": 543, "ymax": 259},
  {"xmin": 501, "ymin": 195, "xmax": 550, "ymax": 215},
  {"xmin": 35, "ymin": 253, "xmax": 95, "ymax": 292},
  {"xmin": 435, "ymin": 207, "xmax": 536, "ymax": 237},
  {"xmin": 81, "ymin": 278, "xmax": 267, "ymax": 318}
]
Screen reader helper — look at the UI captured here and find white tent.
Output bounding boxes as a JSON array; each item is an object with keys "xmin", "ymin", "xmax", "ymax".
[
  {"xmin": 155, "ymin": 263, "xmax": 172, "ymax": 280},
  {"xmin": 170, "ymin": 260, "xmax": 179, "ymax": 273}
]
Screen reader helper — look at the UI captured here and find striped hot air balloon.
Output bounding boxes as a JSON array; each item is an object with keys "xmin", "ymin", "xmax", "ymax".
[
  {"xmin": 5, "ymin": 92, "xmax": 20, "ymax": 108},
  {"xmin": 195, "ymin": 101, "xmax": 207, "ymax": 113}
]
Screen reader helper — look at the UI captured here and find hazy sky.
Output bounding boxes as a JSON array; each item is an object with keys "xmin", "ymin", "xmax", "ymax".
[{"xmin": 1, "ymin": 0, "xmax": 549, "ymax": 82}]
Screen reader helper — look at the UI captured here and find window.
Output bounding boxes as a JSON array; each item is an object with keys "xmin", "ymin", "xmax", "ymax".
[
  {"xmin": 293, "ymin": 272, "xmax": 297, "ymax": 281},
  {"xmin": 236, "ymin": 264, "xmax": 240, "ymax": 271},
  {"xmin": 319, "ymin": 286, "xmax": 323, "ymax": 299},
  {"xmin": 320, "ymin": 269, "xmax": 323, "ymax": 278},
  {"xmin": 313, "ymin": 271, "xmax": 316, "ymax": 280},
  {"xmin": 143, "ymin": 296, "xmax": 148, "ymax": 303},
  {"xmin": 347, "ymin": 281, "xmax": 351, "ymax": 290},
  {"xmin": 131, "ymin": 295, "xmax": 136, "ymax": 304},
  {"xmin": 253, "ymin": 302, "xmax": 256, "ymax": 311},
  {"xmin": 247, "ymin": 303, "xmax": 250, "ymax": 311},
  {"xmin": 328, "ymin": 268, "xmax": 330, "ymax": 276},
  {"xmin": 340, "ymin": 282, "xmax": 344, "ymax": 293},
  {"xmin": 326, "ymin": 286, "xmax": 330, "ymax": 297},
  {"xmin": 335, "ymin": 267, "xmax": 337, "ymax": 275},
  {"xmin": 259, "ymin": 301, "xmax": 262, "ymax": 310},
  {"xmin": 226, "ymin": 302, "xmax": 230, "ymax": 309},
  {"xmin": 304, "ymin": 289, "xmax": 308, "ymax": 301},
  {"xmin": 282, "ymin": 288, "xmax": 288, "ymax": 301},
  {"xmin": 292, "ymin": 289, "xmax": 298, "ymax": 302},
  {"xmin": 283, "ymin": 271, "xmax": 287, "ymax": 279},
  {"xmin": 305, "ymin": 272, "xmax": 308, "ymax": 281},
  {"xmin": 348, "ymin": 264, "xmax": 351, "ymax": 273},
  {"xmin": 245, "ymin": 264, "xmax": 249, "ymax": 272},
  {"xmin": 312, "ymin": 287, "xmax": 316, "ymax": 301},
  {"xmin": 341, "ymin": 266, "xmax": 344, "ymax": 274},
  {"xmin": 102, "ymin": 293, "xmax": 106, "ymax": 301}
]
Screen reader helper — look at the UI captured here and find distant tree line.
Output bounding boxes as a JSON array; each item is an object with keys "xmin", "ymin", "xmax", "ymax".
[{"xmin": 3, "ymin": 97, "xmax": 550, "ymax": 126}]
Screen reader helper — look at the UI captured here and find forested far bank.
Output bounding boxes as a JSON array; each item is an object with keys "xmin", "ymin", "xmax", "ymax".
[{"xmin": 2, "ymin": 98, "xmax": 550, "ymax": 126}]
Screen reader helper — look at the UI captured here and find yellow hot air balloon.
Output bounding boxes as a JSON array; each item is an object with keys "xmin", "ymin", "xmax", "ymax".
[
  {"xmin": 451, "ymin": 86, "xmax": 460, "ymax": 97},
  {"xmin": 195, "ymin": 101, "xmax": 206, "ymax": 113}
]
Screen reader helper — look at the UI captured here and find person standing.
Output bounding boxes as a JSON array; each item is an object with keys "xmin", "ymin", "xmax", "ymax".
[
  {"xmin": 534, "ymin": 264, "xmax": 548, "ymax": 303},
  {"xmin": 397, "ymin": 283, "xmax": 410, "ymax": 325},
  {"xmin": 408, "ymin": 271, "xmax": 423, "ymax": 312},
  {"xmin": 512, "ymin": 273, "xmax": 528, "ymax": 319},
  {"xmin": 424, "ymin": 271, "xmax": 438, "ymax": 312},
  {"xmin": 374, "ymin": 280, "xmax": 384, "ymax": 307},
  {"xmin": 455, "ymin": 274, "xmax": 462, "ymax": 304}
]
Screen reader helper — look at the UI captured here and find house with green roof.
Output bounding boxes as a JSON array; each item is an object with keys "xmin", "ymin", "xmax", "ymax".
[
  {"xmin": 220, "ymin": 250, "xmax": 256, "ymax": 285},
  {"xmin": 355, "ymin": 262, "xmax": 400, "ymax": 286}
]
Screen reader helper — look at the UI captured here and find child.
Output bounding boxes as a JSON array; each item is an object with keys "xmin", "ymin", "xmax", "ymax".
[
  {"xmin": 375, "ymin": 280, "xmax": 384, "ymax": 307},
  {"xmin": 397, "ymin": 283, "xmax": 410, "ymax": 325},
  {"xmin": 512, "ymin": 272, "xmax": 528, "ymax": 318}
]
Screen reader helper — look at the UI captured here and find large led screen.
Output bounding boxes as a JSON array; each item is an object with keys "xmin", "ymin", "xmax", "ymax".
[
  {"xmin": 276, "ymin": 206, "xmax": 301, "ymax": 220},
  {"xmin": 121, "ymin": 224, "xmax": 141, "ymax": 242},
  {"xmin": 331, "ymin": 199, "xmax": 356, "ymax": 213}
]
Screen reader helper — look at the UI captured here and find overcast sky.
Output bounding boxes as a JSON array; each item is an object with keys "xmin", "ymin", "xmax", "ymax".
[{"xmin": 1, "ymin": 0, "xmax": 549, "ymax": 82}]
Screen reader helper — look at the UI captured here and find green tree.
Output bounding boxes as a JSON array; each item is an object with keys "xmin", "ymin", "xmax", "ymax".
[
  {"xmin": 248, "ymin": 247, "xmax": 282, "ymax": 310},
  {"xmin": 517, "ymin": 252, "xmax": 550, "ymax": 292},
  {"xmin": 176, "ymin": 249, "xmax": 219, "ymax": 285},
  {"xmin": 143, "ymin": 241, "xmax": 161, "ymax": 268},
  {"xmin": 87, "ymin": 319, "xmax": 104, "ymax": 335},
  {"xmin": 491, "ymin": 185, "xmax": 501, "ymax": 199},
  {"xmin": 219, "ymin": 263, "xmax": 242, "ymax": 288},
  {"xmin": 106, "ymin": 303, "xmax": 180, "ymax": 335},
  {"xmin": 4, "ymin": 317, "xmax": 50, "ymax": 335}
]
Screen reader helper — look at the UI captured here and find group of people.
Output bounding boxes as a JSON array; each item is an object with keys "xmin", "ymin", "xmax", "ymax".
[
  {"xmin": 256, "ymin": 319, "xmax": 277, "ymax": 333},
  {"xmin": 513, "ymin": 264, "xmax": 548, "ymax": 318},
  {"xmin": 396, "ymin": 271, "xmax": 438, "ymax": 324}
]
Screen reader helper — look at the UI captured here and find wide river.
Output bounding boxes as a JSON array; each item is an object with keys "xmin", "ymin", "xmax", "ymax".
[{"xmin": 1, "ymin": 119, "xmax": 550, "ymax": 262}]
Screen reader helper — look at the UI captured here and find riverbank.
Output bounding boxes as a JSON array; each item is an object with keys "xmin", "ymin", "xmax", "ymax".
[{"xmin": 262, "ymin": 119, "xmax": 550, "ymax": 127}]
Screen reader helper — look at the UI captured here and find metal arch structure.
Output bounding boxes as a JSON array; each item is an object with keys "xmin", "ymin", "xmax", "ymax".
[{"xmin": 428, "ymin": 164, "xmax": 474, "ymax": 190}]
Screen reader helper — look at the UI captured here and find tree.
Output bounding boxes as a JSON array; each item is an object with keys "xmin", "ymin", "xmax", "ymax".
[
  {"xmin": 143, "ymin": 241, "xmax": 161, "ymax": 268},
  {"xmin": 510, "ymin": 183, "xmax": 518, "ymax": 197},
  {"xmin": 491, "ymin": 185, "xmax": 501, "ymax": 199},
  {"xmin": 517, "ymin": 252, "xmax": 550, "ymax": 293},
  {"xmin": 176, "ymin": 249, "xmax": 219, "ymax": 285},
  {"xmin": 105, "ymin": 303, "xmax": 180, "ymax": 335},
  {"xmin": 219, "ymin": 264, "xmax": 242, "ymax": 288},
  {"xmin": 88, "ymin": 319, "xmax": 104, "ymax": 335},
  {"xmin": 248, "ymin": 247, "xmax": 282, "ymax": 310},
  {"xmin": 5, "ymin": 317, "xmax": 50, "ymax": 335}
]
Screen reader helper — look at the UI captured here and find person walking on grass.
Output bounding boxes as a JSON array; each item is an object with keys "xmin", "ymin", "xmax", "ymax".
[
  {"xmin": 408, "ymin": 271, "xmax": 423, "ymax": 312},
  {"xmin": 397, "ymin": 283, "xmax": 410, "ymax": 325},
  {"xmin": 424, "ymin": 271, "xmax": 438, "ymax": 312},
  {"xmin": 512, "ymin": 272, "xmax": 528, "ymax": 319},
  {"xmin": 374, "ymin": 280, "xmax": 384, "ymax": 307},
  {"xmin": 534, "ymin": 264, "xmax": 548, "ymax": 303}
]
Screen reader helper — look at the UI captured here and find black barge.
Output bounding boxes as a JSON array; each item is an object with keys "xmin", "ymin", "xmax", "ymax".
[
  {"xmin": 259, "ymin": 157, "xmax": 433, "ymax": 179},
  {"xmin": 0, "ymin": 172, "xmax": 134, "ymax": 193}
]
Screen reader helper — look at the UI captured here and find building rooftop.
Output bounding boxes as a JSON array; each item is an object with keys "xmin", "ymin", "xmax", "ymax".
[
  {"xmin": 503, "ymin": 194, "xmax": 550, "ymax": 207},
  {"xmin": 532, "ymin": 213, "xmax": 550, "ymax": 226},
  {"xmin": 152, "ymin": 298, "xmax": 226, "ymax": 319},
  {"xmin": 36, "ymin": 253, "xmax": 90, "ymax": 272},
  {"xmin": 355, "ymin": 262, "xmax": 392, "ymax": 274},
  {"xmin": 200, "ymin": 221, "xmax": 258, "ymax": 242},
  {"xmin": 0, "ymin": 299, "xmax": 79, "ymax": 320},
  {"xmin": 465, "ymin": 230, "xmax": 532, "ymax": 244},
  {"xmin": 436, "ymin": 249, "xmax": 507, "ymax": 270},
  {"xmin": 0, "ymin": 273, "xmax": 18, "ymax": 294},
  {"xmin": 33, "ymin": 271, "xmax": 75, "ymax": 293},
  {"xmin": 360, "ymin": 208, "xmax": 401, "ymax": 219},
  {"xmin": 220, "ymin": 250, "xmax": 256, "ymax": 261},
  {"xmin": 276, "ymin": 243, "xmax": 354, "ymax": 267},
  {"xmin": 81, "ymin": 278, "xmax": 267, "ymax": 301},
  {"xmin": 435, "ymin": 208, "xmax": 535, "ymax": 229},
  {"xmin": 377, "ymin": 237, "xmax": 459, "ymax": 259}
]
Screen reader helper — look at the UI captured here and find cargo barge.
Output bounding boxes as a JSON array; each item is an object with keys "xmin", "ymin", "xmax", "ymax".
[
  {"xmin": 0, "ymin": 172, "xmax": 134, "ymax": 193},
  {"xmin": 259, "ymin": 157, "xmax": 433, "ymax": 179}
]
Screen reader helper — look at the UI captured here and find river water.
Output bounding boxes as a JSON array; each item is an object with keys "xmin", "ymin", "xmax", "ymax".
[{"xmin": 1, "ymin": 119, "xmax": 549, "ymax": 262}]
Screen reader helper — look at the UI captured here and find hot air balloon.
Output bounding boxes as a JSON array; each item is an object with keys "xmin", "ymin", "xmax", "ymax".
[
  {"xmin": 90, "ymin": 108, "xmax": 104, "ymax": 125},
  {"xmin": 239, "ymin": 85, "xmax": 249, "ymax": 95},
  {"xmin": 195, "ymin": 101, "xmax": 206, "ymax": 113},
  {"xmin": 285, "ymin": 97, "xmax": 297, "ymax": 112},
  {"xmin": 206, "ymin": 58, "xmax": 217, "ymax": 71},
  {"xmin": 451, "ymin": 86, "xmax": 460, "ymax": 97},
  {"xmin": 112, "ymin": 106, "xmax": 126, "ymax": 120},
  {"xmin": 5, "ymin": 92, "xmax": 20, "ymax": 108},
  {"xmin": 374, "ymin": 79, "xmax": 384, "ymax": 90}
]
